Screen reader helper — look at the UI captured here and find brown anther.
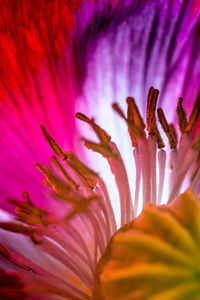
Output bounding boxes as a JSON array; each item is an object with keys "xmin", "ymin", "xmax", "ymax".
[
  {"xmin": 37, "ymin": 163, "xmax": 73, "ymax": 199},
  {"xmin": 157, "ymin": 108, "xmax": 176, "ymax": 149},
  {"xmin": 43, "ymin": 178, "xmax": 53, "ymax": 187},
  {"xmin": 127, "ymin": 97, "xmax": 146, "ymax": 130},
  {"xmin": 23, "ymin": 191, "xmax": 33, "ymax": 206},
  {"xmin": 75, "ymin": 112, "xmax": 91, "ymax": 123},
  {"xmin": 112, "ymin": 101, "xmax": 137, "ymax": 147},
  {"xmin": 146, "ymin": 88, "xmax": 165, "ymax": 148},
  {"xmin": 169, "ymin": 124, "xmax": 178, "ymax": 149},
  {"xmin": 40, "ymin": 125, "xmax": 67, "ymax": 160},
  {"xmin": 112, "ymin": 103, "xmax": 126, "ymax": 120},
  {"xmin": 9, "ymin": 193, "xmax": 49, "ymax": 227},
  {"xmin": 76, "ymin": 112, "xmax": 111, "ymax": 146},
  {"xmin": 83, "ymin": 139, "xmax": 116, "ymax": 157},
  {"xmin": 127, "ymin": 100, "xmax": 137, "ymax": 147},
  {"xmin": 127, "ymin": 97, "xmax": 146, "ymax": 147},
  {"xmin": 185, "ymin": 92, "xmax": 200, "ymax": 134},
  {"xmin": 112, "ymin": 99, "xmax": 145, "ymax": 147},
  {"xmin": 36, "ymin": 163, "xmax": 48, "ymax": 176},
  {"xmin": 6, "ymin": 198, "xmax": 29, "ymax": 210},
  {"xmin": 147, "ymin": 87, "xmax": 159, "ymax": 134},
  {"xmin": 176, "ymin": 97, "xmax": 188, "ymax": 133},
  {"xmin": 51, "ymin": 156, "xmax": 79, "ymax": 190},
  {"xmin": 67, "ymin": 152, "xmax": 98, "ymax": 190},
  {"xmin": 157, "ymin": 108, "xmax": 169, "ymax": 134}
]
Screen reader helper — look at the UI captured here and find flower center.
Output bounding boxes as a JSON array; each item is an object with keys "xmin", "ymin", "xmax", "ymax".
[{"xmin": 93, "ymin": 188, "xmax": 200, "ymax": 300}]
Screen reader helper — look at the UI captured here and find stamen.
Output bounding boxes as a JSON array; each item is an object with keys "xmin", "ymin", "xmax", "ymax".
[
  {"xmin": 22, "ymin": 191, "xmax": 34, "ymax": 206},
  {"xmin": 36, "ymin": 162, "xmax": 98, "ymax": 221},
  {"xmin": 77, "ymin": 112, "xmax": 134, "ymax": 225},
  {"xmin": 169, "ymin": 124, "xmax": 178, "ymax": 148},
  {"xmin": 157, "ymin": 108, "xmax": 177, "ymax": 149},
  {"xmin": 38, "ymin": 127, "xmax": 114, "ymax": 271},
  {"xmin": 76, "ymin": 113, "xmax": 111, "ymax": 146},
  {"xmin": 126, "ymin": 98, "xmax": 145, "ymax": 147},
  {"xmin": 36, "ymin": 162, "xmax": 72, "ymax": 197},
  {"xmin": 126, "ymin": 97, "xmax": 146, "ymax": 131},
  {"xmin": 51, "ymin": 156, "xmax": 79, "ymax": 190},
  {"xmin": 112, "ymin": 103, "xmax": 126, "ymax": 120},
  {"xmin": 185, "ymin": 91, "xmax": 200, "ymax": 134},
  {"xmin": 7, "ymin": 196, "xmax": 48, "ymax": 226},
  {"xmin": 112, "ymin": 100, "xmax": 144, "ymax": 147},
  {"xmin": 176, "ymin": 97, "xmax": 188, "ymax": 134},
  {"xmin": 66, "ymin": 152, "xmax": 98, "ymax": 190},
  {"xmin": 146, "ymin": 88, "xmax": 165, "ymax": 148},
  {"xmin": 40, "ymin": 125, "xmax": 67, "ymax": 160},
  {"xmin": 65, "ymin": 195, "xmax": 97, "ymax": 221}
]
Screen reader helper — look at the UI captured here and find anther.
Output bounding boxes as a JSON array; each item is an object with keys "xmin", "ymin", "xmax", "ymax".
[
  {"xmin": 146, "ymin": 88, "xmax": 165, "ymax": 148},
  {"xmin": 112, "ymin": 103, "xmax": 126, "ymax": 120},
  {"xmin": 76, "ymin": 113, "xmax": 111, "ymax": 146},
  {"xmin": 147, "ymin": 87, "xmax": 158, "ymax": 134},
  {"xmin": 157, "ymin": 108, "xmax": 177, "ymax": 149},
  {"xmin": 169, "ymin": 124, "xmax": 178, "ymax": 149},
  {"xmin": 66, "ymin": 152, "xmax": 98, "ymax": 190},
  {"xmin": 51, "ymin": 156, "xmax": 79, "ymax": 190},
  {"xmin": 126, "ymin": 97, "xmax": 146, "ymax": 130},
  {"xmin": 176, "ymin": 97, "xmax": 187, "ymax": 134},
  {"xmin": 40, "ymin": 125, "xmax": 67, "ymax": 160},
  {"xmin": 185, "ymin": 92, "xmax": 200, "ymax": 134},
  {"xmin": 23, "ymin": 191, "xmax": 33, "ymax": 206},
  {"xmin": 36, "ymin": 163, "xmax": 48, "ymax": 177},
  {"xmin": 36, "ymin": 163, "xmax": 72, "ymax": 197},
  {"xmin": 112, "ymin": 100, "xmax": 144, "ymax": 147}
]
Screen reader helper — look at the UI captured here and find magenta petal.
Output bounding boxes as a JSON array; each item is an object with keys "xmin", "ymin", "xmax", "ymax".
[{"xmin": 0, "ymin": 52, "xmax": 79, "ymax": 211}]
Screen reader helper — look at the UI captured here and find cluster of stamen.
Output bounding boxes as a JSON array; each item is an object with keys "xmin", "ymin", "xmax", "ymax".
[{"xmin": 0, "ymin": 88, "xmax": 199, "ymax": 299}]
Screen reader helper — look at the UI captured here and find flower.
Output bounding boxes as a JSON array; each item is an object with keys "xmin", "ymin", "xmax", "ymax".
[
  {"xmin": 0, "ymin": 87, "xmax": 200, "ymax": 299},
  {"xmin": 0, "ymin": 0, "xmax": 200, "ymax": 299}
]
